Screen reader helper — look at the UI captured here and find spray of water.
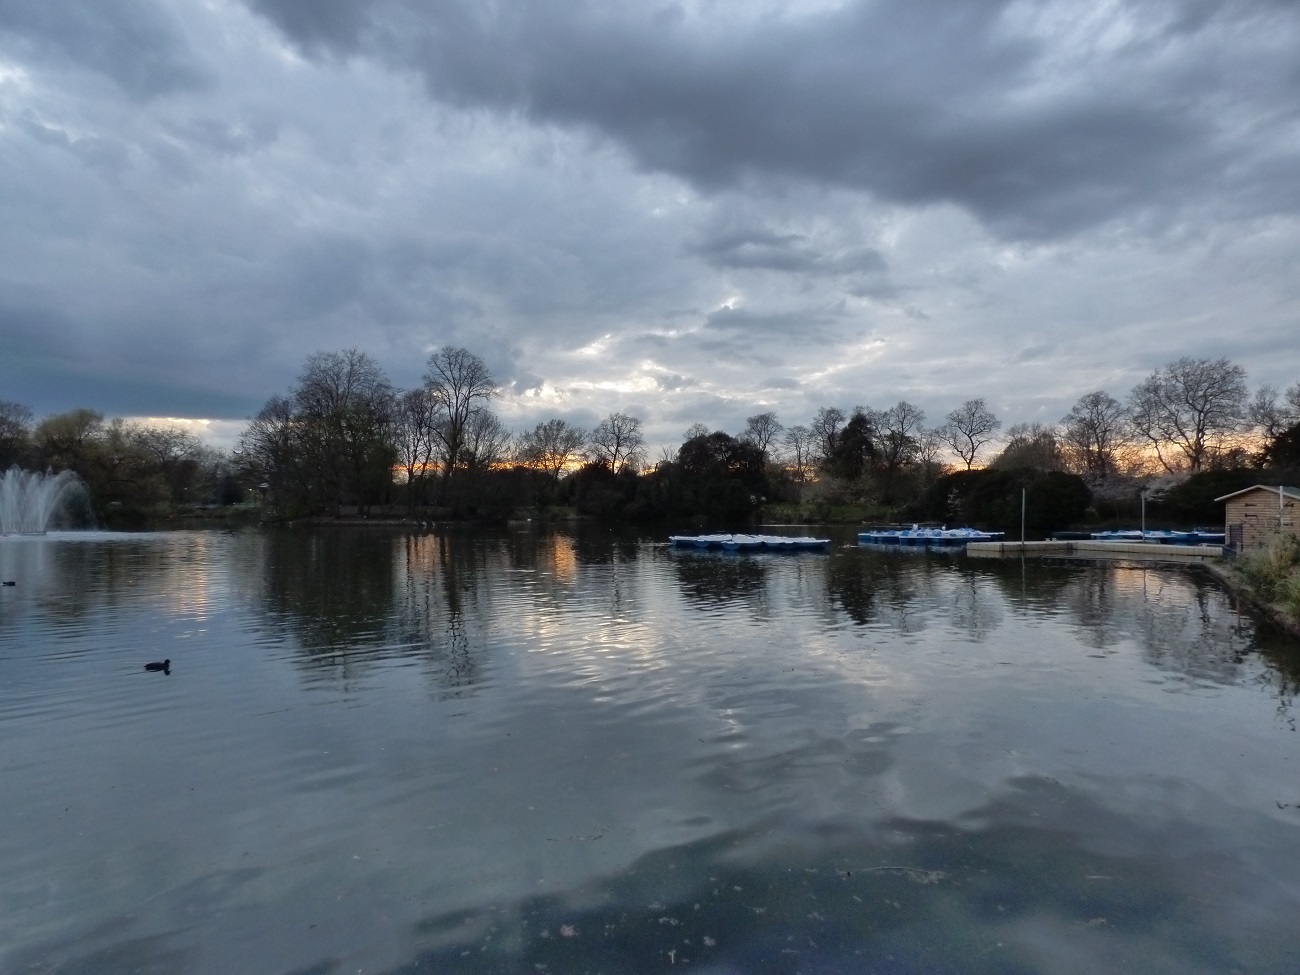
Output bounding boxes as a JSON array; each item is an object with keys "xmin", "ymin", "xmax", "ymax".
[{"xmin": 0, "ymin": 467, "xmax": 88, "ymax": 534}]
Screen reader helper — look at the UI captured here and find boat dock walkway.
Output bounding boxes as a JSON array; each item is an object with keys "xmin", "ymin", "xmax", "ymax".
[{"xmin": 967, "ymin": 540, "xmax": 1225, "ymax": 560}]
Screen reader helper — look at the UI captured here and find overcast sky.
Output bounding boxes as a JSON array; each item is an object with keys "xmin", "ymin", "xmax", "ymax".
[{"xmin": 2, "ymin": 0, "xmax": 1297, "ymax": 452}]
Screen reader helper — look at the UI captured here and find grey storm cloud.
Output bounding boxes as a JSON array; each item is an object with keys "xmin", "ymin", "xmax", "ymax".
[
  {"xmin": 705, "ymin": 304, "xmax": 846, "ymax": 339},
  {"xmin": 691, "ymin": 226, "xmax": 888, "ymax": 278},
  {"xmin": 243, "ymin": 0, "xmax": 1300, "ymax": 240},
  {"xmin": 654, "ymin": 373, "xmax": 699, "ymax": 392},
  {"xmin": 1, "ymin": 0, "xmax": 1297, "ymax": 453},
  {"xmin": 0, "ymin": 0, "xmax": 206, "ymax": 97}
]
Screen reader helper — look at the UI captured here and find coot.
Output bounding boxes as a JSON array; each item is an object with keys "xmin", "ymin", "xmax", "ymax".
[{"xmin": 144, "ymin": 659, "xmax": 171, "ymax": 673}]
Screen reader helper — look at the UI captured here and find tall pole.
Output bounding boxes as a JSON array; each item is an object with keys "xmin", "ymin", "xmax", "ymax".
[{"xmin": 1021, "ymin": 487, "xmax": 1026, "ymax": 546}]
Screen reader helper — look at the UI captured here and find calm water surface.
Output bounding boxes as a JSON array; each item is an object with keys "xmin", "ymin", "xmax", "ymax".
[{"xmin": 1, "ymin": 527, "xmax": 1299, "ymax": 974}]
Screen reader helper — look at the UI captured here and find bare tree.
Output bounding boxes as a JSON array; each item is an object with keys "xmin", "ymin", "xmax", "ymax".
[
  {"xmin": 874, "ymin": 401, "xmax": 925, "ymax": 498},
  {"xmin": 0, "ymin": 399, "xmax": 34, "ymax": 468},
  {"xmin": 822, "ymin": 408, "xmax": 877, "ymax": 481},
  {"xmin": 991, "ymin": 422, "xmax": 1063, "ymax": 471},
  {"xmin": 237, "ymin": 395, "xmax": 300, "ymax": 511},
  {"xmin": 517, "ymin": 418, "xmax": 588, "ymax": 479},
  {"xmin": 741, "ymin": 411, "xmax": 783, "ymax": 458},
  {"xmin": 130, "ymin": 424, "xmax": 208, "ymax": 504},
  {"xmin": 1060, "ymin": 390, "xmax": 1127, "ymax": 482},
  {"xmin": 33, "ymin": 409, "xmax": 105, "ymax": 472},
  {"xmin": 394, "ymin": 388, "xmax": 441, "ymax": 509},
  {"xmin": 459, "ymin": 410, "xmax": 511, "ymax": 471},
  {"xmin": 809, "ymin": 407, "xmax": 847, "ymax": 466},
  {"xmin": 780, "ymin": 424, "xmax": 815, "ymax": 485},
  {"xmin": 589, "ymin": 412, "xmax": 645, "ymax": 473},
  {"xmin": 295, "ymin": 348, "xmax": 396, "ymax": 510},
  {"xmin": 1248, "ymin": 383, "xmax": 1300, "ymax": 442},
  {"xmin": 942, "ymin": 398, "xmax": 1000, "ymax": 470},
  {"xmin": 683, "ymin": 422, "xmax": 710, "ymax": 441},
  {"xmin": 914, "ymin": 425, "xmax": 946, "ymax": 480},
  {"xmin": 423, "ymin": 346, "xmax": 498, "ymax": 486},
  {"xmin": 1127, "ymin": 357, "xmax": 1247, "ymax": 472},
  {"xmin": 131, "ymin": 425, "xmax": 203, "ymax": 468}
]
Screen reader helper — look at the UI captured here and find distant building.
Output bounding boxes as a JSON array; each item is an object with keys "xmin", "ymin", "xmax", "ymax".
[{"xmin": 1216, "ymin": 484, "xmax": 1300, "ymax": 553}]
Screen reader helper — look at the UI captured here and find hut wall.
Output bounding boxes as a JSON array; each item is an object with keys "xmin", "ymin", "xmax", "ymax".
[{"xmin": 1225, "ymin": 489, "xmax": 1300, "ymax": 551}]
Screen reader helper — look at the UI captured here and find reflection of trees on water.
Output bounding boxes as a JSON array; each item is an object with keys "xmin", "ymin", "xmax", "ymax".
[
  {"xmin": 1014, "ymin": 561, "xmax": 1300, "ymax": 708},
  {"xmin": 1251, "ymin": 626, "xmax": 1300, "ymax": 727},
  {"xmin": 1133, "ymin": 575, "xmax": 1250, "ymax": 684},
  {"xmin": 828, "ymin": 553, "xmax": 1300, "ymax": 705},
  {"xmin": 1046, "ymin": 566, "xmax": 1255, "ymax": 684},
  {"xmin": 945, "ymin": 566, "xmax": 1005, "ymax": 641},
  {"xmin": 245, "ymin": 530, "xmax": 1300, "ymax": 711},
  {"xmin": 827, "ymin": 550, "xmax": 932, "ymax": 632},
  {"xmin": 567, "ymin": 529, "xmax": 641, "ymax": 567},
  {"xmin": 395, "ymin": 533, "xmax": 493, "ymax": 694},
  {"xmin": 829, "ymin": 552, "xmax": 1007, "ymax": 637},
  {"xmin": 828, "ymin": 552, "xmax": 1004, "ymax": 639},
  {"xmin": 250, "ymin": 530, "xmax": 502, "ymax": 696},
  {"xmin": 976, "ymin": 556, "xmax": 1077, "ymax": 613},
  {"xmin": 670, "ymin": 552, "xmax": 771, "ymax": 610},
  {"xmin": 250, "ymin": 528, "xmax": 633, "ymax": 695}
]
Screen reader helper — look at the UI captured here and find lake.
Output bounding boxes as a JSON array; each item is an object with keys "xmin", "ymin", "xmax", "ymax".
[{"xmin": 2, "ymin": 526, "xmax": 1299, "ymax": 974}]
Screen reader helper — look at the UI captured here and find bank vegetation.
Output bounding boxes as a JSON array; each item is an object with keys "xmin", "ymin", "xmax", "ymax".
[{"xmin": 2, "ymin": 349, "xmax": 1298, "ymax": 535}]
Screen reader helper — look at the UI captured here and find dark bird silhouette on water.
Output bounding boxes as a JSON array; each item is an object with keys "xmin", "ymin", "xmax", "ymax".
[
  {"xmin": 144, "ymin": 659, "xmax": 171, "ymax": 674},
  {"xmin": 2, "ymin": 580, "xmax": 15, "ymax": 586}
]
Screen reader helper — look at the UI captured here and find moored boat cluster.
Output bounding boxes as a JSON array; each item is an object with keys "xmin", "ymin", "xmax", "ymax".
[
  {"xmin": 1089, "ymin": 529, "xmax": 1226, "ymax": 545},
  {"xmin": 857, "ymin": 525, "xmax": 1004, "ymax": 547}
]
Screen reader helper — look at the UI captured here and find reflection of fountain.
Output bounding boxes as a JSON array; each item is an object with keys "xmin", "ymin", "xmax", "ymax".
[{"xmin": 0, "ymin": 467, "xmax": 87, "ymax": 534}]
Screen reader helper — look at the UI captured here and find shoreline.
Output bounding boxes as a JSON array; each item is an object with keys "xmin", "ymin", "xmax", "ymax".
[{"xmin": 1202, "ymin": 561, "xmax": 1300, "ymax": 641}]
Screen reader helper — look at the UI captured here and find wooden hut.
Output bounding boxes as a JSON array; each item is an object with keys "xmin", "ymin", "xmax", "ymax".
[{"xmin": 1216, "ymin": 484, "xmax": 1300, "ymax": 553}]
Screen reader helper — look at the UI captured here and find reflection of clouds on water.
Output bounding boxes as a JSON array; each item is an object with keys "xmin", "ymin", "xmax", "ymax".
[
  {"xmin": 0, "ymin": 532, "xmax": 214, "ymax": 641},
  {"xmin": 7, "ymin": 528, "xmax": 1300, "ymax": 975},
  {"xmin": 4, "ymin": 927, "xmax": 195, "ymax": 975},
  {"xmin": 331, "ymin": 774, "xmax": 1300, "ymax": 975}
]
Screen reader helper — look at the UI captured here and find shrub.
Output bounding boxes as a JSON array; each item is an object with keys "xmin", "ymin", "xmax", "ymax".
[{"xmin": 1238, "ymin": 534, "xmax": 1300, "ymax": 607}]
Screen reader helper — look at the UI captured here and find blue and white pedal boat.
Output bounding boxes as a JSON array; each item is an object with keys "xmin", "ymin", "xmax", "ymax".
[{"xmin": 858, "ymin": 525, "xmax": 1003, "ymax": 548}]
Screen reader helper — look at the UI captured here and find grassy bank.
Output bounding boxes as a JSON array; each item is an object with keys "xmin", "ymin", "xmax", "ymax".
[{"xmin": 1214, "ymin": 536, "xmax": 1300, "ymax": 638}]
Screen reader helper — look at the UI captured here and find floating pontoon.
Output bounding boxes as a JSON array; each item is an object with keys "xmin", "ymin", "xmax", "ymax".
[{"xmin": 668, "ymin": 533, "xmax": 831, "ymax": 551}]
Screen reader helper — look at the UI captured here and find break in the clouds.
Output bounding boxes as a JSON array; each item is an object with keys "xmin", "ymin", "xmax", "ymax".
[{"xmin": 1, "ymin": 0, "xmax": 1298, "ymax": 451}]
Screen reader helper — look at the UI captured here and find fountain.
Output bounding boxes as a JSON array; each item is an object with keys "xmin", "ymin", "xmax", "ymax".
[{"xmin": 0, "ymin": 467, "xmax": 88, "ymax": 534}]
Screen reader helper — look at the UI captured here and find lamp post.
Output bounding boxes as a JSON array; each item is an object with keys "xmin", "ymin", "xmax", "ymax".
[{"xmin": 1021, "ymin": 487, "xmax": 1026, "ymax": 547}]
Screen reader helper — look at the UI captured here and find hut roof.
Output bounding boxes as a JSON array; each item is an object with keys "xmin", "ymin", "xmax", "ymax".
[{"xmin": 1214, "ymin": 484, "xmax": 1300, "ymax": 503}]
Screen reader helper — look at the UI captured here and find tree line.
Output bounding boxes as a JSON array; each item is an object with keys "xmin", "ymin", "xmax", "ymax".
[
  {"xmin": 231, "ymin": 347, "xmax": 1300, "ymax": 528},
  {"xmin": 4, "ymin": 350, "xmax": 1298, "ymax": 529},
  {"xmin": 0, "ymin": 403, "xmax": 235, "ymax": 518}
]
